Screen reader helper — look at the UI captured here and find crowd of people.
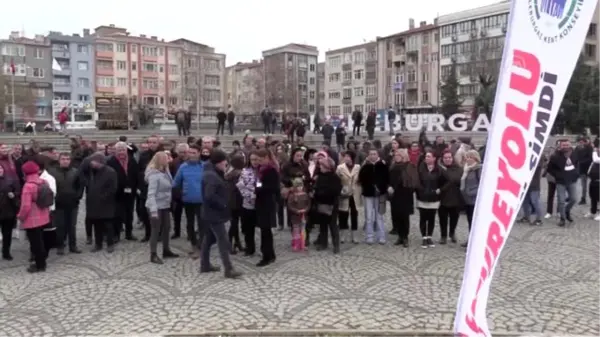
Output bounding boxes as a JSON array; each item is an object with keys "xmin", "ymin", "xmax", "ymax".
[{"xmin": 0, "ymin": 129, "xmax": 598, "ymax": 278}]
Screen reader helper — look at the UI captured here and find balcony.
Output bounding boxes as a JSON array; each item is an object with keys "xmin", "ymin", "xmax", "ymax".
[
  {"xmin": 392, "ymin": 53, "xmax": 406, "ymax": 63},
  {"xmin": 53, "ymin": 82, "xmax": 72, "ymax": 93},
  {"xmin": 405, "ymin": 81, "xmax": 418, "ymax": 90},
  {"xmin": 142, "ymin": 88, "xmax": 159, "ymax": 95},
  {"xmin": 52, "ymin": 49, "xmax": 71, "ymax": 59},
  {"xmin": 141, "ymin": 71, "xmax": 159, "ymax": 78},
  {"xmin": 142, "ymin": 54, "xmax": 158, "ymax": 62},
  {"xmin": 96, "ymin": 68, "xmax": 114, "ymax": 76},
  {"xmin": 53, "ymin": 67, "xmax": 71, "ymax": 77},
  {"xmin": 96, "ymin": 51, "xmax": 114, "ymax": 59}
]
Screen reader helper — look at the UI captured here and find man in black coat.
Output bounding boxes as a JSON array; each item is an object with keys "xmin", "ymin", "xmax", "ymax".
[
  {"xmin": 85, "ymin": 153, "xmax": 118, "ymax": 253},
  {"xmin": 574, "ymin": 136, "xmax": 593, "ymax": 204},
  {"xmin": 227, "ymin": 106, "xmax": 235, "ymax": 135},
  {"xmin": 107, "ymin": 141, "xmax": 139, "ymax": 241},
  {"xmin": 216, "ymin": 110, "xmax": 227, "ymax": 135}
]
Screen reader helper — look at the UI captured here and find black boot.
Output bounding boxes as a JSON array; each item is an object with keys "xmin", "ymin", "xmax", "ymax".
[{"xmin": 150, "ymin": 253, "xmax": 163, "ymax": 264}]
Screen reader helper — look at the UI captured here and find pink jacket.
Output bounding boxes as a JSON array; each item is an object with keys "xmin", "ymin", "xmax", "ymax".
[{"xmin": 17, "ymin": 175, "xmax": 50, "ymax": 230}]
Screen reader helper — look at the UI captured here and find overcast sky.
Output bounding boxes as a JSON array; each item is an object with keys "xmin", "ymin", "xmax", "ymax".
[{"xmin": 1, "ymin": 0, "xmax": 500, "ymax": 65}]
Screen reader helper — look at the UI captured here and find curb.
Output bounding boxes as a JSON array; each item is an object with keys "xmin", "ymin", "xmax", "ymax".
[{"xmin": 163, "ymin": 330, "xmax": 562, "ymax": 337}]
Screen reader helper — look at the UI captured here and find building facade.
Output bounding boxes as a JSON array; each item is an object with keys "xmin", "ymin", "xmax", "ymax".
[
  {"xmin": 437, "ymin": 1, "xmax": 509, "ymax": 107},
  {"xmin": 262, "ymin": 43, "xmax": 319, "ymax": 116},
  {"xmin": 583, "ymin": 3, "xmax": 600, "ymax": 66},
  {"xmin": 317, "ymin": 62, "xmax": 325, "ymax": 117},
  {"xmin": 171, "ymin": 39, "xmax": 226, "ymax": 117},
  {"xmin": 225, "ymin": 60, "xmax": 264, "ymax": 115},
  {"xmin": 47, "ymin": 30, "xmax": 95, "ymax": 116},
  {"xmin": 90, "ymin": 24, "xmax": 184, "ymax": 113},
  {"xmin": 325, "ymin": 42, "xmax": 378, "ymax": 119},
  {"xmin": 376, "ymin": 19, "xmax": 440, "ymax": 113},
  {"xmin": 1, "ymin": 32, "xmax": 53, "ymax": 124}
]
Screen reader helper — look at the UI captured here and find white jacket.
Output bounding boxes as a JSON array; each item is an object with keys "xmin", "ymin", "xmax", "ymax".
[{"xmin": 40, "ymin": 170, "xmax": 57, "ymax": 211}]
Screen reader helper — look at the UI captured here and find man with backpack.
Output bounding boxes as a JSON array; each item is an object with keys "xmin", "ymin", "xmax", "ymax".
[{"xmin": 18, "ymin": 160, "xmax": 53, "ymax": 273}]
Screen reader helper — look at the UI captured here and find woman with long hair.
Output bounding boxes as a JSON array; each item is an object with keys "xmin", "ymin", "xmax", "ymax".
[
  {"xmin": 313, "ymin": 157, "xmax": 342, "ymax": 253},
  {"xmin": 460, "ymin": 150, "xmax": 482, "ymax": 248},
  {"xmin": 236, "ymin": 152, "xmax": 259, "ymax": 256},
  {"xmin": 437, "ymin": 150, "xmax": 463, "ymax": 244},
  {"xmin": 254, "ymin": 149, "xmax": 279, "ymax": 266},
  {"xmin": 388, "ymin": 149, "xmax": 419, "ymax": 247},
  {"xmin": 416, "ymin": 150, "xmax": 443, "ymax": 249},
  {"xmin": 145, "ymin": 151, "xmax": 179, "ymax": 264}
]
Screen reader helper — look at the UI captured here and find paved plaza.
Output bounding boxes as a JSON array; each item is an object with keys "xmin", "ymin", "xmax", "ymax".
[{"xmin": 0, "ymin": 183, "xmax": 598, "ymax": 337}]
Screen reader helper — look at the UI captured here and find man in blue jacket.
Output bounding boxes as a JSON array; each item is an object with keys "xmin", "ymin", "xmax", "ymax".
[{"xmin": 173, "ymin": 144, "xmax": 204, "ymax": 257}]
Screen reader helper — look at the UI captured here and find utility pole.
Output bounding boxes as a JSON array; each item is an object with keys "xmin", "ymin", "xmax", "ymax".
[{"xmin": 11, "ymin": 72, "xmax": 15, "ymax": 132}]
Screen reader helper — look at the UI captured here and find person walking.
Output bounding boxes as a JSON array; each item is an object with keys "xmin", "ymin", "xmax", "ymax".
[{"xmin": 200, "ymin": 150, "xmax": 242, "ymax": 278}]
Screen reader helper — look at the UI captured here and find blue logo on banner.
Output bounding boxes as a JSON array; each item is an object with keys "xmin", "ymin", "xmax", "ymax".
[{"xmin": 529, "ymin": 0, "xmax": 582, "ymax": 43}]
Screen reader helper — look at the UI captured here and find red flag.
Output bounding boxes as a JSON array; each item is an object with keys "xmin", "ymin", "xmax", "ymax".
[{"xmin": 9, "ymin": 58, "xmax": 15, "ymax": 75}]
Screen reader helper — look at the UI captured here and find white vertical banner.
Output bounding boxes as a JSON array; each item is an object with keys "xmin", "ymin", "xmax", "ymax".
[{"xmin": 454, "ymin": 0, "xmax": 598, "ymax": 336}]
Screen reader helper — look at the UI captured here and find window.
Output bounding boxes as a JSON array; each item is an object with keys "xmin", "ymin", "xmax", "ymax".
[
  {"xmin": 32, "ymin": 68, "xmax": 45, "ymax": 78},
  {"xmin": 328, "ymin": 91, "xmax": 341, "ymax": 99},
  {"xmin": 34, "ymin": 89, "xmax": 45, "ymax": 97},
  {"xmin": 407, "ymin": 70, "xmax": 416, "ymax": 82},
  {"xmin": 309, "ymin": 91, "xmax": 315, "ymax": 99},
  {"xmin": 132, "ymin": 79, "xmax": 137, "ymax": 87},
  {"xmin": 169, "ymin": 81, "xmax": 178, "ymax": 90},
  {"xmin": 205, "ymin": 75, "xmax": 220, "ymax": 86},
  {"xmin": 298, "ymin": 84, "xmax": 308, "ymax": 92},
  {"xmin": 367, "ymin": 49, "xmax": 377, "ymax": 61},
  {"xmin": 116, "ymin": 61, "xmax": 127, "ymax": 70},
  {"xmin": 354, "ymin": 51, "xmax": 365, "ymax": 65},
  {"xmin": 366, "ymin": 85, "xmax": 376, "ymax": 97},
  {"xmin": 422, "ymin": 90, "xmax": 429, "ymax": 103},
  {"xmin": 143, "ymin": 63, "xmax": 157, "ymax": 72},
  {"xmin": 96, "ymin": 76, "xmax": 114, "ymax": 87},
  {"xmin": 78, "ymin": 95, "xmax": 90, "ymax": 102},
  {"xmin": 353, "ymin": 104, "xmax": 364, "ymax": 112},
  {"xmin": 77, "ymin": 61, "xmax": 89, "ymax": 71},
  {"xmin": 1, "ymin": 44, "xmax": 25, "ymax": 56},
  {"xmin": 169, "ymin": 96, "xmax": 178, "ymax": 105},
  {"xmin": 169, "ymin": 65, "xmax": 179, "ymax": 75},
  {"xmin": 422, "ymin": 72, "xmax": 429, "ymax": 82},
  {"xmin": 54, "ymin": 76, "xmax": 70, "ymax": 85},
  {"xmin": 159, "ymin": 80, "xmax": 165, "ymax": 89},
  {"xmin": 584, "ymin": 43, "xmax": 596, "ymax": 59},
  {"xmin": 142, "ymin": 46, "xmax": 158, "ymax": 56},
  {"xmin": 203, "ymin": 89, "xmax": 221, "ymax": 101},
  {"xmin": 366, "ymin": 70, "xmax": 376, "ymax": 80},
  {"xmin": 309, "ymin": 64, "xmax": 315, "ymax": 71},
  {"xmin": 422, "ymin": 34, "xmax": 429, "ymax": 45},
  {"xmin": 143, "ymin": 78, "xmax": 159, "ymax": 89},
  {"xmin": 343, "ymin": 53, "xmax": 352, "ymax": 64},
  {"xmin": 309, "ymin": 77, "xmax": 315, "ymax": 85},
  {"xmin": 205, "ymin": 59, "xmax": 220, "ymax": 71},
  {"xmin": 97, "ymin": 60, "xmax": 112, "ymax": 69},
  {"xmin": 366, "ymin": 103, "xmax": 377, "ymax": 113},
  {"xmin": 96, "ymin": 43, "xmax": 113, "ymax": 52},
  {"xmin": 36, "ymin": 107, "xmax": 46, "ymax": 116},
  {"xmin": 343, "ymin": 105, "xmax": 352, "ymax": 115},
  {"xmin": 159, "ymin": 64, "xmax": 164, "ymax": 73},
  {"xmin": 309, "ymin": 104, "xmax": 315, "ymax": 112},
  {"xmin": 116, "ymin": 43, "xmax": 126, "ymax": 52},
  {"xmin": 343, "ymin": 88, "xmax": 352, "ymax": 99},
  {"xmin": 117, "ymin": 78, "xmax": 127, "ymax": 87},
  {"xmin": 328, "ymin": 56, "xmax": 341, "ymax": 68},
  {"xmin": 431, "ymin": 53, "xmax": 438, "ymax": 62},
  {"xmin": 328, "ymin": 73, "xmax": 340, "ymax": 82},
  {"xmin": 34, "ymin": 48, "xmax": 43, "ymax": 59},
  {"xmin": 132, "ymin": 62, "xmax": 137, "ymax": 71},
  {"xmin": 353, "ymin": 87, "xmax": 364, "ymax": 97},
  {"xmin": 343, "ymin": 71, "xmax": 352, "ymax": 81},
  {"xmin": 354, "ymin": 69, "xmax": 364, "ymax": 80},
  {"xmin": 77, "ymin": 44, "xmax": 88, "ymax": 54},
  {"xmin": 328, "ymin": 106, "xmax": 341, "ymax": 115},
  {"xmin": 131, "ymin": 44, "xmax": 137, "ymax": 53},
  {"xmin": 77, "ymin": 78, "xmax": 90, "ymax": 88},
  {"xmin": 143, "ymin": 96, "xmax": 158, "ymax": 106},
  {"xmin": 298, "ymin": 70, "xmax": 308, "ymax": 82},
  {"xmin": 589, "ymin": 23, "xmax": 597, "ymax": 37}
]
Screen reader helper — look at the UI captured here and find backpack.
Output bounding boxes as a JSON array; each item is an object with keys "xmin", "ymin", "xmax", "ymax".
[{"xmin": 28, "ymin": 181, "xmax": 54, "ymax": 208}]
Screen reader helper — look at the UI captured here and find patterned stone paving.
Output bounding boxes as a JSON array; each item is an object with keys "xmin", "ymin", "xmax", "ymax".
[{"xmin": 0, "ymin": 183, "xmax": 598, "ymax": 337}]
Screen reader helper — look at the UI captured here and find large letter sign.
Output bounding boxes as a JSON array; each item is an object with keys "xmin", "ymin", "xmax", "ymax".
[{"xmin": 454, "ymin": 0, "xmax": 598, "ymax": 336}]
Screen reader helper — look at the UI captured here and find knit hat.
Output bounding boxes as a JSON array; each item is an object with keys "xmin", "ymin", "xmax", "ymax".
[
  {"xmin": 210, "ymin": 150, "xmax": 228, "ymax": 165},
  {"xmin": 22, "ymin": 161, "xmax": 40, "ymax": 176},
  {"xmin": 316, "ymin": 150, "xmax": 328, "ymax": 158},
  {"xmin": 89, "ymin": 152, "xmax": 106, "ymax": 164}
]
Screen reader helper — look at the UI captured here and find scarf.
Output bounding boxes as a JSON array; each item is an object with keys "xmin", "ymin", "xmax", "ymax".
[
  {"xmin": 460, "ymin": 163, "xmax": 481, "ymax": 191},
  {"xmin": 408, "ymin": 149, "xmax": 420, "ymax": 165}
]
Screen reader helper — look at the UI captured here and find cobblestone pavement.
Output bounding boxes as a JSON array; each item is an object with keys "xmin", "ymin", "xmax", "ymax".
[{"xmin": 0, "ymin": 184, "xmax": 598, "ymax": 337}]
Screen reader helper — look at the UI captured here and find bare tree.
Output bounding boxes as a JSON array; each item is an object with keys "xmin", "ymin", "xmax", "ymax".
[
  {"xmin": 0, "ymin": 74, "xmax": 35, "ymax": 129},
  {"xmin": 465, "ymin": 37, "xmax": 503, "ymax": 118}
]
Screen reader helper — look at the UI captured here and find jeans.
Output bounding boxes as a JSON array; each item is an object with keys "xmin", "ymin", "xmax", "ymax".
[
  {"xmin": 546, "ymin": 181, "xmax": 556, "ymax": 214},
  {"xmin": 183, "ymin": 203, "xmax": 202, "ymax": 248},
  {"xmin": 523, "ymin": 190, "xmax": 543, "ymax": 221},
  {"xmin": 228, "ymin": 122, "xmax": 234, "ymax": 135},
  {"xmin": 580, "ymin": 174, "xmax": 588, "ymax": 201},
  {"xmin": 54, "ymin": 206, "xmax": 78, "ymax": 249},
  {"xmin": 418, "ymin": 208, "xmax": 436, "ymax": 237},
  {"xmin": 363, "ymin": 196, "xmax": 385, "ymax": 242},
  {"xmin": 171, "ymin": 200, "xmax": 183, "ymax": 236},
  {"xmin": 438, "ymin": 206, "xmax": 459, "ymax": 238},
  {"xmin": 200, "ymin": 222, "xmax": 233, "ymax": 272},
  {"xmin": 556, "ymin": 182, "xmax": 578, "ymax": 220},
  {"xmin": 149, "ymin": 209, "xmax": 171, "ymax": 254}
]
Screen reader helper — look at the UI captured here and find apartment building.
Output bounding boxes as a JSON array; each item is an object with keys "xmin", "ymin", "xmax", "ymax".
[
  {"xmin": 583, "ymin": 3, "xmax": 600, "ymax": 66},
  {"xmin": 225, "ymin": 60, "xmax": 264, "ymax": 115},
  {"xmin": 438, "ymin": 1, "xmax": 510, "ymax": 107},
  {"xmin": 170, "ymin": 39, "xmax": 226, "ymax": 117},
  {"xmin": 262, "ymin": 43, "xmax": 319, "ymax": 116},
  {"xmin": 376, "ymin": 19, "xmax": 440, "ymax": 113},
  {"xmin": 325, "ymin": 42, "xmax": 378, "ymax": 118},
  {"xmin": 90, "ymin": 24, "xmax": 184, "ymax": 111},
  {"xmin": 1, "ymin": 32, "xmax": 53, "ymax": 123},
  {"xmin": 317, "ymin": 62, "xmax": 325, "ymax": 117},
  {"xmin": 48, "ymin": 30, "xmax": 95, "ymax": 105}
]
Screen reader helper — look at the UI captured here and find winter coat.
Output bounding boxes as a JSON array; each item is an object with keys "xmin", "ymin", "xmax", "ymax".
[
  {"xmin": 145, "ymin": 168, "xmax": 173, "ymax": 214},
  {"xmin": 17, "ymin": 175, "xmax": 51, "ymax": 229},
  {"xmin": 388, "ymin": 162, "xmax": 419, "ymax": 215},
  {"xmin": 438, "ymin": 163, "xmax": 463, "ymax": 208},
  {"xmin": 358, "ymin": 160, "xmax": 389, "ymax": 197},
  {"xmin": 172, "ymin": 161, "xmax": 204, "ymax": 204},
  {"xmin": 0, "ymin": 175, "xmax": 20, "ymax": 220},
  {"xmin": 225, "ymin": 168, "xmax": 243, "ymax": 211},
  {"xmin": 85, "ymin": 166, "xmax": 118, "ymax": 220},
  {"xmin": 335, "ymin": 163, "xmax": 361, "ymax": 211},
  {"xmin": 255, "ymin": 165, "xmax": 279, "ymax": 229},
  {"xmin": 202, "ymin": 163, "xmax": 230, "ymax": 224}
]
